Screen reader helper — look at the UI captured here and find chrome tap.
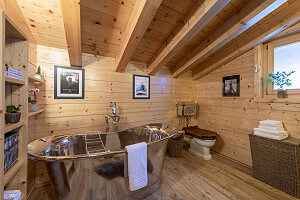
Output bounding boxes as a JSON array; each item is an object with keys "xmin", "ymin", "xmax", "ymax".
[{"xmin": 105, "ymin": 101, "xmax": 122, "ymax": 133}]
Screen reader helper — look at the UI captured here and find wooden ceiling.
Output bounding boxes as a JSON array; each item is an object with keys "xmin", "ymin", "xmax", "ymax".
[{"xmin": 16, "ymin": 0, "xmax": 300, "ymax": 78}]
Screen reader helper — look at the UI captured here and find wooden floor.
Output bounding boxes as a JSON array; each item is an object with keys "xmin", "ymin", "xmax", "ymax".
[{"xmin": 28, "ymin": 150, "xmax": 298, "ymax": 200}]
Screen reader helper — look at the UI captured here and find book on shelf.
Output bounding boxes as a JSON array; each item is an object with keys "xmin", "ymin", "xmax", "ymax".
[
  {"xmin": 4, "ymin": 190, "xmax": 21, "ymax": 200},
  {"xmin": 4, "ymin": 130, "xmax": 19, "ymax": 174}
]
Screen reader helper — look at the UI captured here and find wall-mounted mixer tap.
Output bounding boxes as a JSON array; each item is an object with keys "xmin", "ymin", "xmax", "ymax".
[{"xmin": 105, "ymin": 101, "xmax": 122, "ymax": 133}]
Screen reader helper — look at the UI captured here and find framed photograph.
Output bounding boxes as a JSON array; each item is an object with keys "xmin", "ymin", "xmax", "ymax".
[
  {"xmin": 133, "ymin": 75, "xmax": 150, "ymax": 99},
  {"xmin": 223, "ymin": 75, "xmax": 240, "ymax": 97},
  {"xmin": 54, "ymin": 65, "xmax": 85, "ymax": 99}
]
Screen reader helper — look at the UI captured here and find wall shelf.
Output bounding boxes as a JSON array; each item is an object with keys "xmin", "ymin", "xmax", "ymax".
[
  {"xmin": 28, "ymin": 76, "xmax": 44, "ymax": 84},
  {"xmin": 4, "ymin": 159, "xmax": 25, "ymax": 186},
  {"xmin": 5, "ymin": 76, "xmax": 25, "ymax": 85},
  {"xmin": 28, "ymin": 109, "xmax": 44, "ymax": 117},
  {"xmin": 5, "ymin": 120, "xmax": 25, "ymax": 133}
]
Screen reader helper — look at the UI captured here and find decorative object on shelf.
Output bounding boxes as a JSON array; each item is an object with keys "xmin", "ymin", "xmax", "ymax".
[
  {"xmin": 266, "ymin": 70, "xmax": 295, "ymax": 98},
  {"xmin": 54, "ymin": 65, "xmax": 85, "ymax": 99},
  {"xmin": 34, "ymin": 65, "xmax": 42, "ymax": 80},
  {"xmin": 28, "ymin": 88, "xmax": 40, "ymax": 112},
  {"xmin": 133, "ymin": 75, "xmax": 150, "ymax": 99},
  {"xmin": 4, "ymin": 130, "xmax": 19, "ymax": 174},
  {"xmin": 5, "ymin": 66, "xmax": 22, "ymax": 80},
  {"xmin": 5, "ymin": 104, "xmax": 22, "ymax": 124},
  {"xmin": 222, "ymin": 75, "xmax": 240, "ymax": 97}
]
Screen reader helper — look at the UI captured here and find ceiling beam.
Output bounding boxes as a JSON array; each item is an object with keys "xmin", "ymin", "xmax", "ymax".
[
  {"xmin": 115, "ymin": 0, "xmax": 162, "ymax": 72},
  {"xmin": 61, "ymin": 0, "xmax": 82, "ymax": 67},
  {"xmin": 192, "ymin": 0, "xmax": 300, "ymax": 80},
  {"xmin": 172, "ymin": 0, "xmax": 288, "ymax": 78},
  {"xmin": 147, "ymin": 0, "xmax": 230, "ymax": 76},
  {"xmin": 5, "ymin": 0, "xmax": 36, "ymax": 44}
]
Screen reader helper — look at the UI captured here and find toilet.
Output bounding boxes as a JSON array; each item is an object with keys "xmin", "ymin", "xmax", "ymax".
[{"xmin": 183, "ymin": 126, "xmax": 217, "ymax": 160}]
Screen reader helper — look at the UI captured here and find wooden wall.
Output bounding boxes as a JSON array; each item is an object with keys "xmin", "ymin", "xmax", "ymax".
[
  {"xmin": 196, "ymin": 49, "xmax": 300, "ymax": 166},
  {"xmin": 32, "ymin": 45, "xmax": 195, "ymax": 138}
]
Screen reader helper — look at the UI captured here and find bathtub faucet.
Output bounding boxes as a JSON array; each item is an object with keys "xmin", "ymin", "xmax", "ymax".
[{"xmin": 105, "ymin": 101, "xmax": 122, "ymax": 132}]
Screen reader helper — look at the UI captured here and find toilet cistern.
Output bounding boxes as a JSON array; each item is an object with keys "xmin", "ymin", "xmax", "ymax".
[{"xmin": 105, "ymin": 101, "xmax": 122, "ymax": 132}]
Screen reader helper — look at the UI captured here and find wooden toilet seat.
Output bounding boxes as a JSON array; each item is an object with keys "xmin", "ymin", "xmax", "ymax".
[{"xmin": 183, "ymin": 126, "xmax": 217, "ymax": 140}]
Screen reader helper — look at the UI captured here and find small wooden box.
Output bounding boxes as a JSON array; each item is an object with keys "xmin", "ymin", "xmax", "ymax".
[{"xmin": 249, "ymin": 134, "xmax": 300, "ymax": 198}]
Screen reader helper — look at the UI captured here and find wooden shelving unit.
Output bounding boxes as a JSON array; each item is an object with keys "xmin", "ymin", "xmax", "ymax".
[
  {"xmin": 28, "ymin": 76, "xmax": 43, "ymax": 84},
  {"xmin": 4, "ymin": 121, "xmax": 25, "ymax": 133},
  {"xmin": 5, "ymin": 77, "xmax": 25, "ymax": 85},
  {"xmin": 1, "ymin": 13, "xmax": 28, "ymax": 200},
  {"xmin": 28, "ymin": 109, "xmax": 44, "ymax": 117}
]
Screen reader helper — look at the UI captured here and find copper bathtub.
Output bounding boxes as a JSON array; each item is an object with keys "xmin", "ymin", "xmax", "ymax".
[{"xmin": 28, "ymin": 123, "xmax": 177, "ymax": 200}]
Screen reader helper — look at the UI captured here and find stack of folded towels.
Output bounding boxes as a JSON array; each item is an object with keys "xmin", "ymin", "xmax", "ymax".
[{"xmin": 254, "ymin": 120, "xmax": 288, "ymax": 140}]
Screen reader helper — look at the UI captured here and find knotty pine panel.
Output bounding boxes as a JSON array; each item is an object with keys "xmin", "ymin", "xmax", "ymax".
[{"xmin": 196, "ymin": 49, "xmax": 300, "ymax": 166}]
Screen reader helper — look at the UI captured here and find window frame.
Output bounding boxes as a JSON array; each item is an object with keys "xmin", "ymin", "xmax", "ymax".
[
  {"xmin": 254, "ymin": 32, "xmax": 300, "ymax": 103},
  {"xmin": 266, "ymin": 33, "xmax": 300, "ymax": 95}
]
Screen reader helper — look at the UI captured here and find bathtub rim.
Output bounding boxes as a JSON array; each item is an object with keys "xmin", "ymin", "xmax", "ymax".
[{"xmin": 28, "ymin": 131, "xmax": 176, "ymax": 162}]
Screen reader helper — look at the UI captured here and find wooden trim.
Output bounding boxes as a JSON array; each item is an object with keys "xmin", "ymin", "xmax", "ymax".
[
  {"xmin": 147, "ymin": 0, "xmax": 230, "ymax": 76},
  {"xmin": 4, "ymin": 120, "xmax": 25, "ymax": 133},
  {"xmin": 60, "ymin": 0, "xmax": 82, "ymax": 67},
  {"xmin": 172, "ymin": 0, "xmax": 286, "ymax": 78},
  {"xmin": 115, "ymin": 0, "xmax": 162, "ymax": 73},
  {"xmin": 5, "ymin": 76, "xmax": 25, "ymax": 85},
  {"xmin": 28, "ymin": 109, "xmax": 44, "ymax": 117},
  {"xmin": 28, "ymin": 76, "xmax": 44, "ymax": 84},
  {"xmin": 254, "ymin": 44, "xmax": 263, "ymax": 100},
  {"xmin": 192, "ymin": 0, "xmax": 300, "ymax": 80},
  {"xmin": 4, "ymin": 159, "xmax": 25, "ymax": 186}
]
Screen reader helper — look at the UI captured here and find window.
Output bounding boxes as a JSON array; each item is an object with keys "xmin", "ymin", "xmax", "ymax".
[{"xmin": 274, "ymin": 41, "xmax": 300, "ymax": 89}]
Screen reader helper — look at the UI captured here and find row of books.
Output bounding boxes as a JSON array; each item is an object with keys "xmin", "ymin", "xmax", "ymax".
[
  {"xmin": 4, "ymin": 190, "xmax": 21, "ymax": 200},
  {"xmin": 4, "ymin": 131, "xmax": 19, "ymax": 174},
  {"xmin": 5, "ymin": 67, "xmax": 22, "ymax": 80}
]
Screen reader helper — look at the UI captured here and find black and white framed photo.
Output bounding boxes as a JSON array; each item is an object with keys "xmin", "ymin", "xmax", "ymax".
[
  {"xmin": 133, "ymin": 75, "xmax": 150, "ymax": 99},
  {"xmin": 54, "ymin": 65, "xmax": 85, "ymax": 99},
  {"xmin": 222, "ymin": 75, "xmax": 240, "ymax": 97}
]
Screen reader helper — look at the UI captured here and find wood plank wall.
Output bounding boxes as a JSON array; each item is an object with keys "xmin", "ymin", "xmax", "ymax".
[
  {"xmin": 196, "ymin": 49, "xmax": 300, "ymax": 166},
  {"xmin": 33, "ymin": 45, "xmax": 195, "ymax": 138},
  {"xmin": 26, "ymin": 45, "xmax": 196, "ymax": 193}
]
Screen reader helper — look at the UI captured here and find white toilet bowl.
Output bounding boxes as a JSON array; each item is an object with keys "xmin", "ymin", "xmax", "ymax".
[{"xmin": 189, "ymin": 137, "xmax": 216, "ymax": 160}]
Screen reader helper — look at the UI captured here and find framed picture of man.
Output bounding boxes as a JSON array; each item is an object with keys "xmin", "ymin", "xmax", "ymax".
[
  {"xmin": 54, "ymin": 65, "xmax": 85, "ymax": 99},
  {"xmin": 133, "ymin": 75, "xmax": 150, "ymax": 99},
  {"xmin": 222, "ymin": 75, "xmax": 240, "ymax": 97}
]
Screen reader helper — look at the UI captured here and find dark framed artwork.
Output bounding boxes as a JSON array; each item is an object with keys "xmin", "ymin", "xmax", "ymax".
[
  {"xmin": 222, "ymin": 75, "xmax": 240, "ymax": 97},
  {"xmin": 54, "ymin": 65, "xmax": 85, "ymax": 99},
  {"xmin": 133, "ymin": 75, "xmax": 150, "ymax": 99}
]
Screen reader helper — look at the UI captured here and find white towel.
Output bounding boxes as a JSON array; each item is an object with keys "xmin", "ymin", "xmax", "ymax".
[
  {"xmin": 254, "ymin": 128, "xmax": 287, "ymax": 135},
  {"xmin": 126, "ymin": 142, "xmax": 147, "ymax": 191},
  {"xmin": 259, "ymin": 120, "xmax": 283, "ymax": 127},
  {"xmin": 254, "ymin": 131, "xmax": 288, "ymax": 140},
  {"xmin": 258, "ymin": 125, "xmax": 284, "ymax": 131}
]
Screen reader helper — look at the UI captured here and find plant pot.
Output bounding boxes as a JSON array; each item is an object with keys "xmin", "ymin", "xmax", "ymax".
[
  {"xmin": 277, "ymin": 88, "xmax": 287, "ymax": 98},
  {"xmin": 29, "ymin": 104, "xmax": 38, "ymax": 112},
  {"xmin": 5, "ymin": 112, "xmax": 21, "ymax": 123},
  {"xmin": 34, "ymin": 74, "xmax": 42, "ymax": 80}
]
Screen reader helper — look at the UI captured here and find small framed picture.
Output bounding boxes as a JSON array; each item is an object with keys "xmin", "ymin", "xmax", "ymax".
[
  {"xmin": 223, "ymin": 75, "xmax": 240, "ymax": 97},
  {"xmin": 133, "ymin": 75, "xmax": 150, "ymax": 99},
  {"xmin": 54, "ymin": 65, "xmax": 85, "ymax": 99}
]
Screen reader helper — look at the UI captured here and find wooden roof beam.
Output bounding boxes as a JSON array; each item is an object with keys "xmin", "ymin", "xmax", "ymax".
[
  {"xmin": 192, "ymin": 0, "xmax": 300, "ymax": 80},
  {"xmin": 147, "ymin": 0, "xmax": 230, "ymax": 76},
  {"xmin": 115, "ymin": 0, "xmax": 162, "ymax": 72},
  {"xmin": 61, "ymin": 0, "xmax": 82, "ymax": 67},
  {"xmin": 172, "ymin": 0, "xmax": 288, "ymax": 78}
]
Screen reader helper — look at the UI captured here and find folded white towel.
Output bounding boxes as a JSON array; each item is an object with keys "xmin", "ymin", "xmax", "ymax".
[
  {"xmin": 254, "ymin": 128, "xmax": 287, "ymax": 135},
  {"xmin": 259, "ymin": 120, "xmax": 283, "ymax": 127},
  {"xmin": 254, "ymin": 131, "xmax": 288, "ymax": 140},
  {"xmin": 126, "ymin": 142, "xmax": 147, "ymax": 191},
  {"xmin": 258, "ymin": 125, "xmax": 284, "ymax": 131}
]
